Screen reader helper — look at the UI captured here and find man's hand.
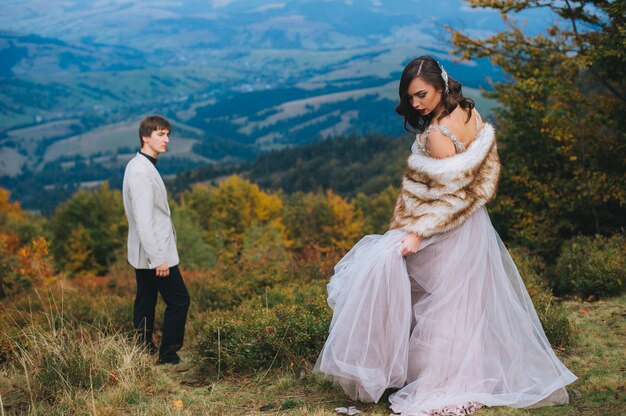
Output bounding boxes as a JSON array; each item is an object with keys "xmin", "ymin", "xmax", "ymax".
[
  {"xmin": 156, "ymin": 263, "xmax": 170, "ymax": 278},
  {"xmin": 400, "ymin": 233, "xmax": 422, "ymax": 257}
]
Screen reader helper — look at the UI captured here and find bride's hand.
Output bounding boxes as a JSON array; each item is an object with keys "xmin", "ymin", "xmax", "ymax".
[{"xmin": 400, "ymin": 233, "xmax": 422, "ymax": 257}]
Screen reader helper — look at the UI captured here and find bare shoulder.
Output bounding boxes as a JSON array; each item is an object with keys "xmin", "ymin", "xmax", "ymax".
[
  {"xmin": 428, "ymin": 106, "xmax": 482, "ymax": 152},
  {"xmin": 425, "ymin": 129, "xmax": 456, "ymax": 159}
]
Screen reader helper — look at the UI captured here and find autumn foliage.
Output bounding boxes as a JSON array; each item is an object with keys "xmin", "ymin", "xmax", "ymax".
[{"xmin": 0, "ymin": 189, "xmax": 55, "ymax": 298}]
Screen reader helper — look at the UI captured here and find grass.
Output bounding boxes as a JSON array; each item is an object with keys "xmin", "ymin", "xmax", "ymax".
[
  {"xmin": 164, "ymin": 293, "xmax": 625, "ymax": 416},
  {"xmin": 1, "ymin": 285, "xmax": 623, "ymax": 415}
]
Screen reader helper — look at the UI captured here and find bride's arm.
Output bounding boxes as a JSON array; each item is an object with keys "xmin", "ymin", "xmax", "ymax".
[
  {"xmin": 400, "ymin": 232, "xmax": 422, "ymax": 256},
  {"xmin": 398, "ymin": 130, "xmax": 455, "ymax": 256}
]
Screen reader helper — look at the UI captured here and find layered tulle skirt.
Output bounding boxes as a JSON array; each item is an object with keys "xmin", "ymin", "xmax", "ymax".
[{"xmin": 314, "ymin": 208, "xmax": 576, "ymax": 415}]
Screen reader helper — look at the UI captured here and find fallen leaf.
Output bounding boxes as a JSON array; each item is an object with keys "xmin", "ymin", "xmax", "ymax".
[{"xmin": 172, "ymin": 400, "xmax": 184, "ymax": 408}]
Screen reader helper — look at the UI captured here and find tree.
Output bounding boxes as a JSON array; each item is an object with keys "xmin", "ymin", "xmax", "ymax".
[
  {"xmin": 50, "ymin": 183, "xmax": 127, "ymax": 275},
  {"xmin": 63, "ymin": 225, "xmax": 97, "ymax": 276},
  {"xmin": 451, "ymin": 0, "xmax": 626, "ymax": 257},
  {"xmin": 171, "ymin": 205, "xmax": 217, "ymax": 270},
  {"xmin": 355, "ymin": 186, "xmax": 399, "ymax": 235},
  {"xmin": 180, "ymin": 176, "xmax": 286, "ymax": 261},
  {"xmin": 283, "ymin": 190, "xmax": 364, "ymax": 256}
]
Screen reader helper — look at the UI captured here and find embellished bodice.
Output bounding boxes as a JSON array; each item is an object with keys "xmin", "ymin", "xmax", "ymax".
[{"xmin": 411, "ymin": 110, "xmax": 480, "ymax": 156}]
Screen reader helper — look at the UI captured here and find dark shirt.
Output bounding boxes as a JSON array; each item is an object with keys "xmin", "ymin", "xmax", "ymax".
[{"xmin": 139, "ymin": 151, "xmax": 157, "ymax": 167}]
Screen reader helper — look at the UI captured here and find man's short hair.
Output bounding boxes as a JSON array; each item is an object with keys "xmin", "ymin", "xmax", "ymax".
[{"xmin": 139, "ymin": 115, "xmax": 172, "ymax": 148}]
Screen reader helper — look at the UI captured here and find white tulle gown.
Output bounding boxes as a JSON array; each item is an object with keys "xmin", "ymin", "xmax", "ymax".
[{"xmin": 314, "ymin": 206, "xmax": 577, "ymax": 415}]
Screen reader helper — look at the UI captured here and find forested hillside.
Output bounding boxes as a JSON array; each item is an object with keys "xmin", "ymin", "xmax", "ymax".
[{"xmin": 172, "ymin": 134, "xmax": 409, "ymax": 197}]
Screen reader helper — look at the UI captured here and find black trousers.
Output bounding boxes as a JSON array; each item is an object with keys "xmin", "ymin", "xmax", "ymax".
[{"xmin": 134, "ymin": 265, "xmax": 190, "ymax": 358}]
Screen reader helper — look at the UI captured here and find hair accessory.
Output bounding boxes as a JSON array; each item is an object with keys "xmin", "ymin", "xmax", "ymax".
[
  {"xmin": 416, "ymin": 60, "xmax": 425, "ymax": 77},
  {"xmin": 437, "ymin": 61, "xmax": 449, "ymax": 94}
]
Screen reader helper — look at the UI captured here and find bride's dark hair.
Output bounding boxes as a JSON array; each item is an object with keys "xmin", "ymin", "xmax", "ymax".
[{"xmin": 395, "ymin": 55, "xmax": 475, "ymax": 134}]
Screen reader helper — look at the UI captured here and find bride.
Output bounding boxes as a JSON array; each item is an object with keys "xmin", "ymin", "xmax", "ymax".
[{"xmin": 314, "ymin": 56, "xmax": 577, "ymax": 415}]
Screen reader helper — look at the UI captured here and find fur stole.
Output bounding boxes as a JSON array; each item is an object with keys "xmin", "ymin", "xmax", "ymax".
[{"xmin": 389, "ymin": 123, "xmax": 500, "ymax": 238}]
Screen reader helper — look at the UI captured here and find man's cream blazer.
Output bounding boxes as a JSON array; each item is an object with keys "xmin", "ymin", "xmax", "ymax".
[{"xmin": 122, "ymin": 153, "xmax": 179, "ymax": 269}]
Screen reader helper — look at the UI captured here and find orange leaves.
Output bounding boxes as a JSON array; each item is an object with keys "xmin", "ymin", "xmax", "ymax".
[
  {"xmin": 15, "ymin": 236, "xmax": 56, "ymax": 286},
  {"xmin": 0, "ymin": 188, "xmax": 57, "ymax": 297},
  {"xmin": 0, "ymin": 188, "xmax": 26, "ymax": 222}
]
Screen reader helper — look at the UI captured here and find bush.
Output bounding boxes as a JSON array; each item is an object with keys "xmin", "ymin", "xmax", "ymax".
[
  {"xmin": 187, "ymin": 275, "xmax": 244, "ymax": 312},
  {"xmin": 509, "ymin": 247, "xmax": 573, "ymax": 348},
  {"xmin": 63, "ymin": 291, "xmax": 133, "ymax": 332},
  {"xmin": 240, "ymin": 282, "xmax": 327, "ymax": 310},
  {"xmin": 194, "ymin": 285, "xmax": 330, "ymax": 375},
  {"xmin": 554, "ymin": 234, "xmax": 626, "ymax": 299}
]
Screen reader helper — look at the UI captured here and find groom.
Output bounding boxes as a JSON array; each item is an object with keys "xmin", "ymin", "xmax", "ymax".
[{"xmin": 122, "ymin": 114, "xmax": 190, "ymax": 365}]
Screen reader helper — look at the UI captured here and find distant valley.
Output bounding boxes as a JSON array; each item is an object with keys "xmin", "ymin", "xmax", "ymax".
[{"xmin": 0, "ymin": 0, "xmax": 551, "ymax": 211}]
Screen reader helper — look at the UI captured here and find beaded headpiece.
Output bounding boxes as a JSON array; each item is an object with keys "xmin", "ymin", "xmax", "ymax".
[{"xmin": 437, "ymin": 61, "xmax": 449, "ymax": 94}]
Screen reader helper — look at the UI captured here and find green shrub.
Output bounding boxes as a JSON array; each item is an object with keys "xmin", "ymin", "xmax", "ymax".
[
  {"xmin": 0, "ymin": 281, "xmax": 137, "ymax": 365},
  {"xmin": 554, "ymin": 234, "xmax": 626, "ymax": 299},
  {"xmin": 509, "ymin": 246, "xmax": 548, "ymax": 291},
  {"xmin": 510, "ymin": 247, "xmax": 573, "ymax": 348},
  {"xmin": 195, "ymin": 289, "xmax": 330, "ymax": 375},
  {"xmin": 187, "ymin": 275, "xmax": 243, "ymax": 312},
  {"xmin": 241, "ymin": 282, "xmax": 327, "ymax": 310},
  {"xmin": 528, "ymin": 288, "xmax": 573, "ymax": 348}
]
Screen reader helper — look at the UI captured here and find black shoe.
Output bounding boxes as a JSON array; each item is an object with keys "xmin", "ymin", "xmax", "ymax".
[{"xmin": 157, "ymin": 353, "xmax": 181, "ymax": 365}]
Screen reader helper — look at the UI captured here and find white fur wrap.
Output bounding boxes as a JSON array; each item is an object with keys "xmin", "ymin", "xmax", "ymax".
[{"xmin": 389, "ymin": 123, "xmax": 500, "ymax": 237}]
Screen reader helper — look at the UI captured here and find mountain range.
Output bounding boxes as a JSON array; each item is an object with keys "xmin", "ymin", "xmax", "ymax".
[{"xmin": 0, "ymin": 0, "xmax": 552, "ymax": 211}]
